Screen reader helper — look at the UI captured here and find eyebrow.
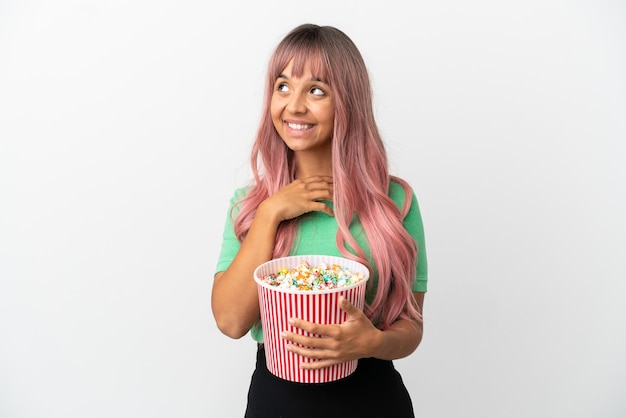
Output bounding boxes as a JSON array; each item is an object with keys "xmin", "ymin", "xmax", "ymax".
[{"xmin": 277, "ymin": 73, "xmax": 326, "ymax": 83}]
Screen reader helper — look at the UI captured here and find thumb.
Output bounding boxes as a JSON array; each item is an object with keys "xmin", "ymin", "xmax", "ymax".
[{"xmin": 339, "ymin": 296, "xmax": 359, "ymax": 316}]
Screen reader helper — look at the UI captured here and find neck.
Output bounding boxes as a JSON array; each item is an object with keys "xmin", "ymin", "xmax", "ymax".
[{"xmin": 294, "ymin": 150, "xmax": 333, "ymax": 179}]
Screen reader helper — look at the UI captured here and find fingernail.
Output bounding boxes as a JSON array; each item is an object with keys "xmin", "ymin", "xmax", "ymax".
[{"xmin": 288, "ymin": 318, "xmax": 295, "ymax": 325}]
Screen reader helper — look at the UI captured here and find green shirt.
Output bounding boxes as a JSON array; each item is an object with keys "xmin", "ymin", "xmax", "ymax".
[{"xmin": 215, "ymin": 180, "xmax": 428, "ymax": 341}]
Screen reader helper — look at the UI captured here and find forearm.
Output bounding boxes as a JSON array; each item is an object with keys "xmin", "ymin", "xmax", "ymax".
[
  {"xmin": 371, "ymin": 318, "xmax": 423, "ymax": 361},
  {"xmin": 211, "ymin": 204, "xmax": 280, "ymax": 339}
]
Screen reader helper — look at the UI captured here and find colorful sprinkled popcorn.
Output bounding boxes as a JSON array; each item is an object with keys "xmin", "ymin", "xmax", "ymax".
[{"xmin": 260, "ymin": 260, "xmax": 365, "ymax": 291}]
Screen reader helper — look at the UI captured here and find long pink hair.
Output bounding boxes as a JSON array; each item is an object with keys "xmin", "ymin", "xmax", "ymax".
[{"xmin": 233, "ymin": 24, "xmax": 421, "ymax": 328}]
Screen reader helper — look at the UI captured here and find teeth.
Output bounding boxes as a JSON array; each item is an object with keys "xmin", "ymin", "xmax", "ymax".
[{"xmin": 287, "ymin": 122, "xmax": 312, "ymax": 130}]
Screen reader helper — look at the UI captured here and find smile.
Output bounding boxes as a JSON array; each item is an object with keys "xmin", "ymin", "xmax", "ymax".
[{"xmin": 287, "ymin": 122, "xmax": 313, "ymax": 131}]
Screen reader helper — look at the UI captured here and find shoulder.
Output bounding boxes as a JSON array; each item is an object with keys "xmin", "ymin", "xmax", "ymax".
[
  {"xmin": 231, "ymin": 185, "xmax": 252, "ymax": 202},
  {"xmin": 225, "ymin": 185, "xmax": 254, "ymax": 218},
  {"xmin": 389, "ymin": 177, "xmax": 415, "ymax": 207}
]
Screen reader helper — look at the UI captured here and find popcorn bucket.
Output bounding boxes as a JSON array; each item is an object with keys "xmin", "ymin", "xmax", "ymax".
[{"xmin": 253, "ymin": 255, "xmax": 370, "ymax": 383}]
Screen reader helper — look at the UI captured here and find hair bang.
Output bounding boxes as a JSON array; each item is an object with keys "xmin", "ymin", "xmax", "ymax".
[
  {"xmin": 271, "ymin": 43, "xmax": 330, "ymax": 85},
  {"xmin": 289, "ymin": 47, "xmax": 329, "ymax": 83}
]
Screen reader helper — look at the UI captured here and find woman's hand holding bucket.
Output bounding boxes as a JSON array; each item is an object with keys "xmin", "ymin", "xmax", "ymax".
[{"xmin": 281, "ymin": 296, "xmax": 382, "ymax": 369}]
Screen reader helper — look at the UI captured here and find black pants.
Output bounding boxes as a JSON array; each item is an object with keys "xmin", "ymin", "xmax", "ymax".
[{"xmin": 245, "ymin": 345, "xmax": 415, "ymax": 418}]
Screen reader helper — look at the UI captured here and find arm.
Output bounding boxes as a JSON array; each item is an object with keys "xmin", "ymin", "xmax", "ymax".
[
  {"xmin": 371, "ymin": 292, "xmax": 424, "ymax": 360},
  {"xmin": 211, "ymin": 176, "xmax": 334, "ymax": 339},
  {"xmin": 211, "ymin": 204, "xmax": 281, "ymax": 339}
]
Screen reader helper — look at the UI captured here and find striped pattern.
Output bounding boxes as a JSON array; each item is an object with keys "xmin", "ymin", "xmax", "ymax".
[{"xmin": 254, "ymin": 255, "xmax": 369, "ymax": 383}]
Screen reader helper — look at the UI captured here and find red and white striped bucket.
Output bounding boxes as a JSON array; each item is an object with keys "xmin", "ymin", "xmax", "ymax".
[{"xmin": 253, "ymin": 255, "xmax": 370, "ymax": 383}]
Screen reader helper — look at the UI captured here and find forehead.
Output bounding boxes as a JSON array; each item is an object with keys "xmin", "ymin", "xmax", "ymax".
[
  {"xmin": 275, "ymin": 50, "xmax": 329, "ymax": 83},
  {"xmin": 279, "ymin": 60, "xmax": 324, "ymax": 80}
]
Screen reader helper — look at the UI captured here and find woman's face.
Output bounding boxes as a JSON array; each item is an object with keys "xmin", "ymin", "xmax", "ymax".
[{"xmin": 270, "ymin": 60, "xmax": 335, "ymax": 156}]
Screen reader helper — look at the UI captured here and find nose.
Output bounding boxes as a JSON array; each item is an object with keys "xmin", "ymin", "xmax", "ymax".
[{"xmin": 286, "ymin": 91, "xmax": 307, "ymax": 114}]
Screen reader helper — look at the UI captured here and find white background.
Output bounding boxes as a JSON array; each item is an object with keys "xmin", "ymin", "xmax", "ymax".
[{"xmin": 1, "ymin": 1, "xmax": 625, "ymax": 417}]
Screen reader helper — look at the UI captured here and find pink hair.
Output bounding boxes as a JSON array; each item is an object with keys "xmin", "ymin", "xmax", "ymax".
[{"xmin": 233, "ymin": 24, "xmax": 421, "ymax": 328}]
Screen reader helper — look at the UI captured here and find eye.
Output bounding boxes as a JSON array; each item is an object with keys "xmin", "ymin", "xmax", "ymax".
[
  {"xmin": 276, "ymin": 82, "xmax": 289, "ymax": 92},
  {"xmin": 311, "ymin": 87, "xmax": 325, "ymax": 96}
]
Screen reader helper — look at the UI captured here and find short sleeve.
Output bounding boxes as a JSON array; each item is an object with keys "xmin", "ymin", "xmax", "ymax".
[
  {"xmin": 389, "ymin": 182, "xmax": 428, "ymax": 292},
  {"xmin": 214, "ymin": 188, "xmax": 248, "ymax": 275},
  {"xmin": 405, "ymin": 191, "xmax": 428, "ymax": 292}
]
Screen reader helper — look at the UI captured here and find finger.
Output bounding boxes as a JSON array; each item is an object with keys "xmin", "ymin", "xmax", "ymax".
[
  {"xmin": 282, "ymin": 331, "xmax": 335, "ymax": 350},
  {"xmin": 299, "ymin": 358, "xmax": 342, "ymax": 370},
  {"xmin": 301, "ymin": 175, "xmax": 333, "ymax": 184},
  {"xmin": 288, "ymin": 317, "xmax": 334, "ymax": 336},
  {"xmin": 301, "ymin": 179, "xmax": 333, "ymax": 191},
  {"xmin": 286, "ymin": 344, "xmax": 346, "ymax": 369},
  {"xmin": 286, "ymin": 344, "xmax": 337, "ymax": 362},
  {"xmin": 312, "ymin": 201, "xmax": 334, "ymax": 217},
  {"xmin": 339, "ymin": 296, "xmax": 361, "ymax": 317},
  {"xmin": 304, "ymin": 184, "xmax": 333, "ymax": 198},
  {"xmin": 307, "ymin": 189, "xmax": 333, "ymax": 202}
]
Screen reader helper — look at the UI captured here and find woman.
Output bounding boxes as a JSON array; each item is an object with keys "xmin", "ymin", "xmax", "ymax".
[{"xmin": 212, "ymin": 23, "xmax": 428, "ymax": 418}]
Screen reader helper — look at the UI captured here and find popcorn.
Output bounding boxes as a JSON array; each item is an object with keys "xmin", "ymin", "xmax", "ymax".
[{"xmin": 259, "ymin": 260, "xmax": 365, "ymax": 291}]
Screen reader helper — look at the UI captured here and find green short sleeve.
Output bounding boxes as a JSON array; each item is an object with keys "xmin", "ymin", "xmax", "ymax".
[
  {"xmin": 388, "ymin": 182, "xmax": 428, "ymax": 292},
  {"xmin": 214, "ymin": 187, "xmax": 248, "ymax": 275}
]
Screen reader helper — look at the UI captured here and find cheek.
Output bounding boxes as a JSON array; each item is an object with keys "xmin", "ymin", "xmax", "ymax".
[
  {"xmin": 320, "ymin": 102, "xmax": 335, "ymax": 125},
  {"xmin": 269, "ymin": 108, "xmax": 280, "ymax": 129},
  {"xmin": 321, "ymin": 108, "xmax": 335, "ymax": 127},
  {"xmin": 270, "ymin": 100, "xmax": 282, "ymax": 122}
]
